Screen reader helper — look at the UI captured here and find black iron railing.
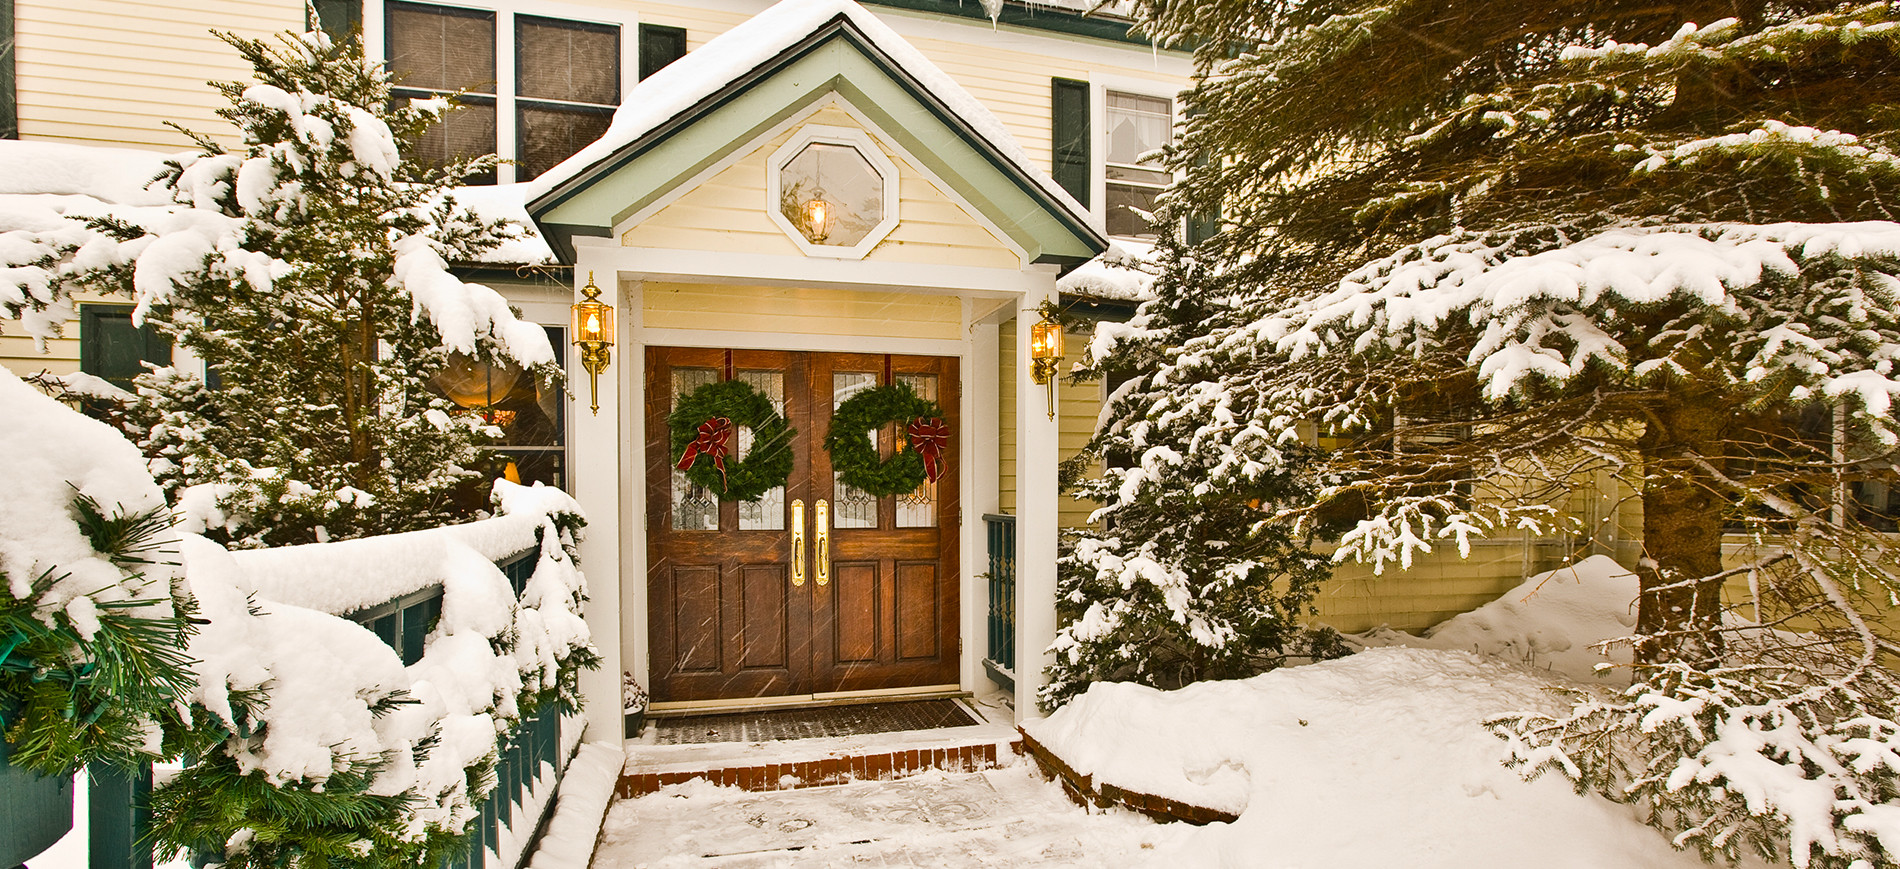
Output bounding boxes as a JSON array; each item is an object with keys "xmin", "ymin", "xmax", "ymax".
[{"xmin": 983, "ymin": 514, "xmax": 1016, "ymax": 689}]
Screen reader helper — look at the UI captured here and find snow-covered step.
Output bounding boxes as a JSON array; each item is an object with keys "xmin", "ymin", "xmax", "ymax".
[{"xmin": 619, "ymin": 699, "xmax": 1020, "ymax": 797}]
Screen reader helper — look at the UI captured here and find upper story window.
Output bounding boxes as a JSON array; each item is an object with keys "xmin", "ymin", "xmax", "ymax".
[
  {"xmin": 1104, "ymin": 90, "xmax": 1172, "ymax": 240},
  {"xmin": 387, "ymin": 2, "xmax": 621, "ymax": 184}
]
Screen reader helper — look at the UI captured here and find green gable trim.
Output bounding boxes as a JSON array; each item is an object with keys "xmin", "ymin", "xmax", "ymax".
[
  {"xmin": 859, "ymin": 0, "xmax": 1149, "ymax": 47},
  {"xmin": 1, "ymin": 0, "xmax": 15, "ymax": 140},
  {"xmin": 532, "ymin": 17, "xmax": 1102, "ymax": 266}
]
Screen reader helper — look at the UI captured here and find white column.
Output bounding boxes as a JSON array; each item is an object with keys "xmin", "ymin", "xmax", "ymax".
[
  {"xmin": 1013, "ymin": 288, "xmax": 1059, "ymax": 719},
  {"xmin": 966, "ymin": 319, "xmax": 999, "ymax": 694},
  {"xmin": 571, "ymin": 263, "xmax": 623, "ymax": 741}
]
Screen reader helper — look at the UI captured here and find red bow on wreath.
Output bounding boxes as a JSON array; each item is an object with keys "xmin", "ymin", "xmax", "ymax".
[
  {"xmin": 905, "ymin": 417, "xmax": 949, "ymax": 484},
  {"xmin": 677, "ymin": 416, "xmax": 734, "ymax": 490}
]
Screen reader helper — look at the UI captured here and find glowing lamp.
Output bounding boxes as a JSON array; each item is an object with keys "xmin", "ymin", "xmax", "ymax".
[
  {"xmin": 1029, "ymin": 303, "xmax": 1064, "ymax": 421},
  {"xmin": 570, "ymin": 272, "xmax": 615, "ymax": 415},
  {"xmin": 803, "ymin": 190, "xmax": 833, "ymax": 243}
]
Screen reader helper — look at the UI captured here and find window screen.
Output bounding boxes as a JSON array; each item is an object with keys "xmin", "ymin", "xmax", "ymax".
[
  {"xmin": 1105, "ymin": 91, "xmax": 1172, "ymax": 239},
  {"xmin": 516, "ymin": 16, "xmax": 620, "ymax": 180},
  {"xmin": 389, "ymin": 2, "xmax": 497, "ymax": 183}
]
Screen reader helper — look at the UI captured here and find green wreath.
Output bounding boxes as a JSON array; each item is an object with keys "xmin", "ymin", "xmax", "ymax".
[
  {"xmin": 825, "ymin": 383, "xmax": 945, "ymax": 497},
  {"xmin": 669, "ymin": 380, "xmax": 795, "ymax": 503}
]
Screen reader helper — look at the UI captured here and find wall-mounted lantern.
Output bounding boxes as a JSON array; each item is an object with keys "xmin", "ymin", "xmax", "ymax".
[
  {"xmin": 571, "ymin": 272, "xmax": 615, "ymax": 415},
  {"xmin": 1029, "ymin": 301, "xmax": 1064, "ymax": 421}
]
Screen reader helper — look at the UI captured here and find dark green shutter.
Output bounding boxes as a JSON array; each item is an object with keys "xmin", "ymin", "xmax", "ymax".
[
  {"xmin": 311, "ymin": 0, "xmax": 363, "ymax": 43},
  {"xmin": 1, "ymin": 0, "xmax": 16, "ymax": 140},
  {"xmin": 1051, "ymin": 78, "xmax": 1090, "ymax": 207},
  {"xmin": 638, "ymin": 24, "xmax": 687, "ymax": 80}
]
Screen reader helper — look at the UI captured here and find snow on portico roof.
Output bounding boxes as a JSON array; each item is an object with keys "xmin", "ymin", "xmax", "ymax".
[{"xmin": 522, "ymin": 0, "xmax": 1097, "ymax": 240}]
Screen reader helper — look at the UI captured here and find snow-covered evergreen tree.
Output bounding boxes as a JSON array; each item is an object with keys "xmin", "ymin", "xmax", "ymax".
[
  {"xmin": 2, "ymin": 29, "xmax": 557, "ymax": 547},
  {"xmin": 1045, "ymin": 235, "xmax": 1336, "ymax": 710},
  {"xmin": 1092, "ymin": 1, "xmax": 1900, "ymax": 863}
]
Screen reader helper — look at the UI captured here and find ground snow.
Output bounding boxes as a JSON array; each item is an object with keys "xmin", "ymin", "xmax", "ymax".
[
  {"xmin": 1021, "ymin": 555, "xmax": 1761, "ymax": 868},
  {"xmin": 1026, "ymin": 647, "xmax": 1726, "ymax": 868},
  {"xmin": 1354, "ymin": 554, "xmax": 1639, "ymax": 683},
  {"xmin": 525, "ymin": 741, "xmax": 625, "ymax": 869}
]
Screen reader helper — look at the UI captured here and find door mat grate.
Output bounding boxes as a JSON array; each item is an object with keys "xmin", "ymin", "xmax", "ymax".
[{"xmin": 653, "ymin": 699, "xmax": 979, "ymax": 745}]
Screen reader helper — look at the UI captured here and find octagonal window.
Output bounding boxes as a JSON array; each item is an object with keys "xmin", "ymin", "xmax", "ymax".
[{"xmin": 779, "ymin": 142, "xmax": 885, "ymax": 247}]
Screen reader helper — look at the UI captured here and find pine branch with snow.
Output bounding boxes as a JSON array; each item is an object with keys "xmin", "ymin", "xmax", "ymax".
[{"xmin": 0, "ymin": 28, "xmax": 558, "ymax": 548}]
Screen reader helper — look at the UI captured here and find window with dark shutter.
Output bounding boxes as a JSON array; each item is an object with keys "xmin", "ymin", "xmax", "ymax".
[
  {"xmin": 388, "ymin": 1, "xmax": 497, "ymax": 184},
  {"xmin": 638, "ymin": 24, "xmax": 687, "ymax": 81},
  {"xmin": 516, "ymin": 16, "xmax": 619, "ymax": 180},
  {"xmin": 80, "ymin": 305, "xmax": 170, "ymax": 392},
  {"xmin": 1051, "ymin": 77, "xmax": 1089, "ymax": 207}
]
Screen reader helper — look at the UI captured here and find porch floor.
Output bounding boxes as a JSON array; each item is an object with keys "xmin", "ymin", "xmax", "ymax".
[{"xmin": 652, "ymin": 699, "xmax": 980, "ymax": 744}]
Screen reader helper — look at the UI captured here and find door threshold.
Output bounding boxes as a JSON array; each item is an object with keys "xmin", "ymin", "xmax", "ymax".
[{"xmin": 648, "ymin": 684, "xmax": 965, "ymax": 718}]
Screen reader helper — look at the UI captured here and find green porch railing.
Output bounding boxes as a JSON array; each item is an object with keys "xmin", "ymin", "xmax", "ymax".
[
  {"xmin": 2, "ymin": 548, "xmax": 565, "ymax": 869},
  {"xmin": 983, "ymin": 514, "xmax": 1016, "ymax": 691}
]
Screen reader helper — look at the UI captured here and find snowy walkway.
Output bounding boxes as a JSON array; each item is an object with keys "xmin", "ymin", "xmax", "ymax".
[{"xmin": 589, "ymin": 763, "xmax": 1178, "ymax": 868}]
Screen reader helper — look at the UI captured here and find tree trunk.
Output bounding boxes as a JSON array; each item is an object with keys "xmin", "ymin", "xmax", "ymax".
[{"xmin": 1634, "ymin": 391, "xmax": 1732, "ymax": 667}]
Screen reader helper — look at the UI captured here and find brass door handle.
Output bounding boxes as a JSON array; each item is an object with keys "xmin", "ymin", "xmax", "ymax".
[
  {"xmin": 815, "ymin": 499, "xmax": 830, "ymax": 586},
  {"xmin": 791, "ymin": 499, "xmax": 806, "ymax": 587}
]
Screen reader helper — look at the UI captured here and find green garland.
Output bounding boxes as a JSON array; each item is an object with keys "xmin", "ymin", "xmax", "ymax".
[
  {"xmin": 825, "ymin": 383, "xmax": 945, "ymax": 497},
  {"xmin": 669, "ymin": 380, "xmax": 795, "ymax": 503}
]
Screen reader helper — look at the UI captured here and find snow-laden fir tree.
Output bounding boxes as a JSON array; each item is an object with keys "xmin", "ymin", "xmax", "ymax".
[
  {"xmin": 1097, "ymin": 1, "xmax": 1900, "ymax": 864},
  {"xmin": 1043, "ymin": 238, "xmax": 1337, "ymax": 710},
  {"xmin": 1, "ymin": 28, "xmax": 557, "ymax": 548}
]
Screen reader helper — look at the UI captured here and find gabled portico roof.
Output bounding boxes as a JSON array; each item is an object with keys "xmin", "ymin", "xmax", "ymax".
[{"xmin": 522, "ymin": 0, "xmax": 1106, "ymax": 267}]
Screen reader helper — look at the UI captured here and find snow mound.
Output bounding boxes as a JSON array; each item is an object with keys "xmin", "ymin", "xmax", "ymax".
[
  {"xmin": 1355, "ymin": 554, "xmax": 1639, "ymax": 683},
  {"xmin": 1026, "ymin": 647, "xmax": 1726, "ymax": 868}
]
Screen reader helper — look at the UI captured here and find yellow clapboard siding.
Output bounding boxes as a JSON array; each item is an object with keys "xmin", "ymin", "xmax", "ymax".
[
  {"xmin": 1, "ymin": 332, "xmax": 80, "ymax": 379},
  {"xmin": 998, "ymin": 318, "xmax": 1017, "ymax": 515},
  {"xmin": 1057, "ymin": 367, "xmax": 1102, "ymax": 530},
  {"xmin": 621, "ymin": 105, "xmax": 1020, "ymax": 269},
  {"xmin": 643, "ymin": 283, "xmax": 961, "ymax": 341},
  {"xmin": 1315, "ymin": 544, "xmax": 1556, "ymax": 633},
  {"xmin": 15, "ymin": 0, "xmax": 300, "ymax": 149},
  {"xmin": 621, "ymin": 0, "xmax": 1191, "ymax": 179}
]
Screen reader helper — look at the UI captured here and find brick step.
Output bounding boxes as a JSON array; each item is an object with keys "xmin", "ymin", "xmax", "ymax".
[{"xmin": 618, "ymin": 736, "xmax": 1022, "ymax": 798}]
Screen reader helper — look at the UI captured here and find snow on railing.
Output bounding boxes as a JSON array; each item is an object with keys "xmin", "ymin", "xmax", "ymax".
[{"xmin": 171, "ymin": 480, "xmax": 597, "ymax": 866}]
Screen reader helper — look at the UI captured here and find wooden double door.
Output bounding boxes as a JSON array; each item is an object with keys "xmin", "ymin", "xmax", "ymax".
[{"xmin": 646, "ymin": 347, "xmax": 961, "ymax": 703}]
